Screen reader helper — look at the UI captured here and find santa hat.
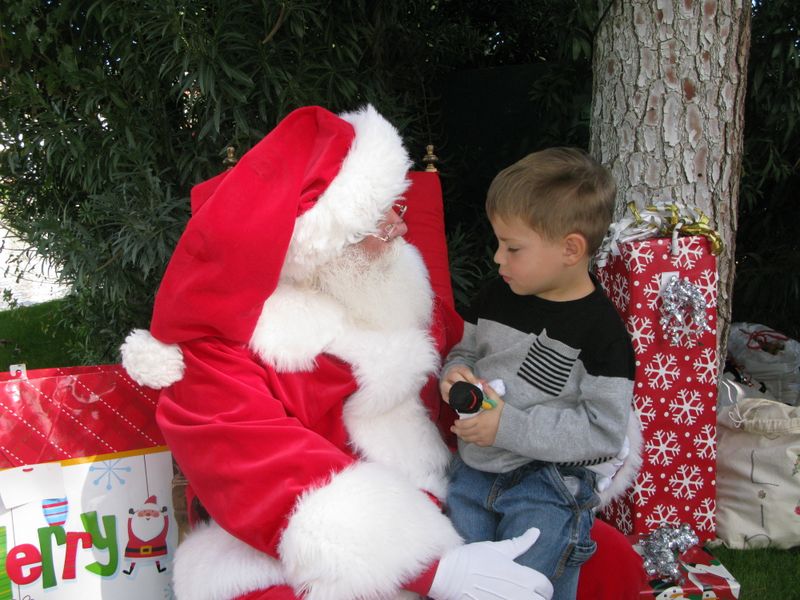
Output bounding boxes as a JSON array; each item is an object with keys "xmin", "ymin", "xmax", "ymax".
[
  {"xmin": 122, "ymin": 105, "xmax": 412, "ymax": 388},
  {"xmin": 143, "ymin": 495, "xmax": 158, "ymax": 507}
]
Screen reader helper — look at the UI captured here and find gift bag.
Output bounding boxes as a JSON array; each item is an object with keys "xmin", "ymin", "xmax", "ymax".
[
  {"xmin": 596, "ymin": 234, "xmax": 719, "ymax": 541},
  {"xmin": 715, "ymin": 397, "xmax": 800, "ymax": 549},
  {"xmin": 717, "ymin": 360, "xmax": 777, "ymax": 411},
  {"xmin": 727, "ymin": 323, "xmax": 800, "ymax": 406},
  {"xmin": 0, "ymin": 364, "xmax": 177, "ymax": 599}
]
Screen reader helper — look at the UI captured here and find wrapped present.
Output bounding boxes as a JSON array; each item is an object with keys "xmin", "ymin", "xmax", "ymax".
[
  {"xmin": 0, "ymin": 364, "xmax": 177, "ymax": 600},
  {"xmin": 629, "ymin": 536, "xmax": 741, "ymax": 599},
  {"xmin": 596, "ymin": 234, "xmax": 719, "ymax": 541}
]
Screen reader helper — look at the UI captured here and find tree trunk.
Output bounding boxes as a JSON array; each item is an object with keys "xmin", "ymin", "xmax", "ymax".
[{"xmin": 590, "ymin": 0, "xmax": 751, "ymax": 352}]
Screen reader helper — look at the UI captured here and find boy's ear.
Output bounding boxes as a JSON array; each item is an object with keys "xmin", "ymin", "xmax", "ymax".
[{"xmin": 562, "ymin": 233, "xmax": 588, "ymax": 266}]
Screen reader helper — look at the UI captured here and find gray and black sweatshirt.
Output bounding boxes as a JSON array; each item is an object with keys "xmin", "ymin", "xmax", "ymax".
[{"xmin": 443, "ymin": 275, "xmax": 635, "ymax": 474}]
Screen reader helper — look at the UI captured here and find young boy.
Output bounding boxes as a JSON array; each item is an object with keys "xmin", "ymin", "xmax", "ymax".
[{"xmin": 440, "ymin": 148, "xmax": 635, "ymax": 600}]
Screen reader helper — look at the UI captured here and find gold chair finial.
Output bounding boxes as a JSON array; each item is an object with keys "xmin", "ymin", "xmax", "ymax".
[
  {"xmin": 422, "ymin": 144, "xmax": 439, "ymax": 172},
  {"xmin": 223, "ymin": 146, "xmax": 238, "ymax": 169}
]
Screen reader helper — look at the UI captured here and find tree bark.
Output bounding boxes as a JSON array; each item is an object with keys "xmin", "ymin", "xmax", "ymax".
[{"xmin": 590, "ymin": 0, "xmax": 751, "ymax": 352}]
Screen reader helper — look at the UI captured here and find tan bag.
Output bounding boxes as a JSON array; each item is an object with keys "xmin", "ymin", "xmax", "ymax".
[{"xmin": 715, "ymin": 397, "xmax": 800, "ymax": 548}]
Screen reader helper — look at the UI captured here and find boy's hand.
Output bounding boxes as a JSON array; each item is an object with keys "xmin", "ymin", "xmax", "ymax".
[
  {"xmin": 451, "ymin": 384, "xmax": 504, "ymax": 446},
  {"xmin": 440, "ymin": 365, "xmax": 479, "ymax": 402}
]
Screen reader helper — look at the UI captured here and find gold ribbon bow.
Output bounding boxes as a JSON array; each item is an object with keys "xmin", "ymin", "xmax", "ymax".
[{"xmin": 628, "ymin": 202, "xmax": 723, "ymax": 255}]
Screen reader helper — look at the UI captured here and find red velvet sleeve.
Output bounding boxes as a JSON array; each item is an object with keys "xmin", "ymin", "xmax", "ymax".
[
  {"xmin": 403, "ymin": 562, "xmax": 439, "ymax": 596},
  {"xmin": 156, "ymin": 337, "xmax": 357, "ymax": 556}
]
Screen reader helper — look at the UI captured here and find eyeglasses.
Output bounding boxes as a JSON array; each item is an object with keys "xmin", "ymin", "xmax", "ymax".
[{"xmin": 368, "ymin": 203, "xmax": 407, "ymax": 242}]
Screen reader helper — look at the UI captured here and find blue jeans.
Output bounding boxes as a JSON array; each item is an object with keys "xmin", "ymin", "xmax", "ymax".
[{"xmin": 446, "ymin": 455, "xmax": 599, "ymax": 600}]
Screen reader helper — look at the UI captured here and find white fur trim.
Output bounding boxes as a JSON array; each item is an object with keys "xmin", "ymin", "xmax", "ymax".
[
  {"xmin": 120, "ymin": 329, "xmax": 185, "ymax": 389},
  {"xmin": 330, "ymin": 328, "xmax": 439, "ymax": 419},
  {"xmin": 282, "ymin": 105, "xmax": 412, "ymax": 281},
  {"xmin": 279, "ymin": 462, "xmax": 462, "ymax": 600},
  {"xmin": 597, "ymin": 409, "xmax": 643, "ymax": 506},
  {"xmin": 344, "ymin": 398, "xmax": 452, "ymax": 499},
  {"xmin": 249, "ymin": 283, "xmax": 346, "ymax": 372},
  {"xmin": 330, "ymin": 326, "xmax": 450, "ymax": 497},
  {"xmin": 173, "ymin": 521, "xmax": 286, "ymax": 600},
  {"xmin": 250, "ymin": 246, "xmax": 450, "ymax": 495}
]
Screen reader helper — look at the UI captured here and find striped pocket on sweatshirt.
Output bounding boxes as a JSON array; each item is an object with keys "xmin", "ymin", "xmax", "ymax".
[
  {"xmin": 557, "ymin": 456, "xmax": 615, "ymax": 467},
  {"xmin": 517, "ymin": 337, "xmax": 577, "ymax": 395}
]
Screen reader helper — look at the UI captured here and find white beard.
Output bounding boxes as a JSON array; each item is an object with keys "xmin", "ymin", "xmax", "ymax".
[
  {"xmin": 249, "ymin": 238, "xmax": 437, "ymax": 373},
  {"xmin": 314, "ymin": 239, "xmax": 433, "ymax": 332},
  {"xmin": 130, "ymin": 514, "xmax": 166, "ymax": 542}
]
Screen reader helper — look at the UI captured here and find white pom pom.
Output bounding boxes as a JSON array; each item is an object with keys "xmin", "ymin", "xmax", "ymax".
[{"xmin": 120, "ymin": 329, "xmax": 185, "ymax": 389}]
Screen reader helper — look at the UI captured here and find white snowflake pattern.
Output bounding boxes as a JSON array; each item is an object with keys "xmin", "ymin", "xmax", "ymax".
[
  {"xmin": 612, "ymin": 272, "xmax": 630, "ymax": 312},
  {"xmin": 624, "ymin": 244, "xmax": 655, "ymax": 274},
  {"xmin": 669, "ymin": 389, "xmax": 704, "ymax": 426},
  {"xmin": 634, "ymin": 394, "xmax": 656, "ymax": 426},
  {"xmin": 696, "ymin": 269, "xmax": 718, "ymax": 308},
  {"xmin": 667, "ymin": 326, "xmax": 700, "ymax": 349},
  {"xmin": 693, "ymin": 347, "xmax": 718, "ymax": 384},
  {"xmin": 89, "ymin": 459, "xmax": 132, "ymax": 490},
  {"xmin": 694, "ymin": 424, "xmax": 717, "ymax": 460},
  {"xmin": 646, "ymin": 429, "xmax": 681, "ymax": 466},
  {"xmin": 644, "ymin": 353, "xmax": 680, "ymax": 390},
  {"xmin": 609, "ymin": 498, "xmax": 633, "ymax": 534},
  {"xmin": 645, "ymin": 504, "xmax": 680, "ymax": 530},
  {"xmin": 596, "ymin": 268, "xmax": 613, "ymax": 296},
  {"xmin": 643, "ymin": 274, "xmax": 663, "ymax": 310},
  {"xmin": 672, "ymin": 239, "xmax": 704, "ymax": 269},
  {"xmin": 693, "ymin": 498, "xmax": 716, "ymax": 532},
  {"xmin": 632, "ymin": 471, "xmax": 657, "ymax": 505},
  {"xmin": 627, "ymin": 315, "xmax": 655, "ymax": 353},
  {"xmin": 669, "ymin": 465, "xmax": 704, "ymax": 499}
]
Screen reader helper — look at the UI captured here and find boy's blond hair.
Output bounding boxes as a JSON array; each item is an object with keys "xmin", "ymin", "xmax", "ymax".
[{"xmin": 486, "ymin": 147, "xmax": 617, "ymax": 254}]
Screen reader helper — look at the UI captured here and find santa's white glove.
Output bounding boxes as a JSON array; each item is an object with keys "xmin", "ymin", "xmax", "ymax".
[{"xmin": 428, "ymin": 527, "xmax": 554, "ymax": 600}]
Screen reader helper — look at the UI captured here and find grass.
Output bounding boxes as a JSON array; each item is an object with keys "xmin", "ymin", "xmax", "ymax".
[
  {"xmin": 1, "ymin": 302, "xmax": 798, "ymax": 598},
  {"xmin": 0, "ymin": 299, "xmax": 76, "ymax": 371},
  {"xmin": 712, "ymin": 545, "xmax": 799, "ymax": 598}
]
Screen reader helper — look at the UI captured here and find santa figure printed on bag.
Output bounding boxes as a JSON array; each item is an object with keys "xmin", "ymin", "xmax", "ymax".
[{"xmin": 122, "ymin": 494, "xmax": 170, "ymax": 575}]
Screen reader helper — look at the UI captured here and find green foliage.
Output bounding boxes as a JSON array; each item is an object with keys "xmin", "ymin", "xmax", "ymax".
[
  {"xmin": 0, "ymin": 0, "xmax": 603, "ymax": 357},
  {"xmin": 432, "ymin": 0, "xmax": 599, "ymax": 309},
  {"xmin": 524, "ymin": 0, "xmax": 597, "ymax": 147},
  {"xmin": 0, "ymin": 299, "xmax": 74, "ymax": 370},
  {"xmin": 0, "ymin": 0, "xmax": 471, "ymax": 361},
  {"xmin": 734, "ymin": 0, "xmax": 800, "ymax": 339},
  {"xmin": 445, "ymin": 223, "xmax": 495, "ymax": 310}
]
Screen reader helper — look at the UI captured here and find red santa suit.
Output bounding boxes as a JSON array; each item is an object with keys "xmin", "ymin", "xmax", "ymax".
[{"xmin": 121, "ymin": 105, "xmax": 647, "ymax": 600}]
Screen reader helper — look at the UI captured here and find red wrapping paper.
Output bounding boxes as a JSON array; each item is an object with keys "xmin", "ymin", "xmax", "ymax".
[
  {"xmin": 0, "ymin": 364, "xmax": 164, "ymax": 468},
  {"xmin": 597, "ymin": 236, "xmax": 719, "ymax": 541},
  {"xmin": 628, "ymin": 537, "xmax": 741, "ymax": 599}
]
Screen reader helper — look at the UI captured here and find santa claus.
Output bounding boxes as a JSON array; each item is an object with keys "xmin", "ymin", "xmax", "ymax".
[
  {"xmin": 122, "ymin": 494, "xmax": 169, "ymax": 575},
  {"xmin": 121, "ymin": 104, "xmax": 646, "ymax": 600}
]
